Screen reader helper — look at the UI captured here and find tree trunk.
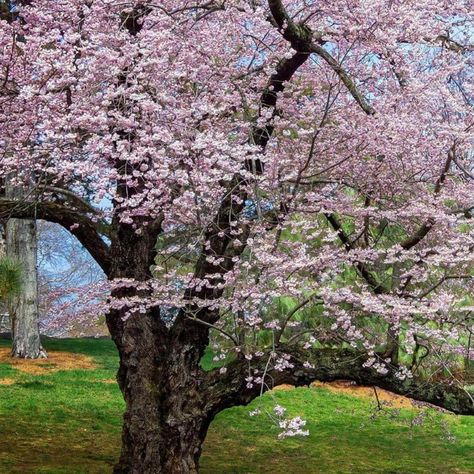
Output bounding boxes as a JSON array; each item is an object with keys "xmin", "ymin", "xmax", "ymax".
[
  {"xmin": 6, "ymin": 216, "xmax": 46, "ymax": 359},
  {"xmin": 107, "ymin": 227, "xmax": 212, "ymax": 473},
  {"xmin": 108, "ymin": 309, "xmax": 211, "ymax": 474}
]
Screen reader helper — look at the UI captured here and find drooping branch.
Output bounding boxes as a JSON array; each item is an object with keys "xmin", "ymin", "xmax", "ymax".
[
  {"xmin": 308, "ymin": 43, "xmax": 376, "ymax": 115},
  {"xmin": 39, "ymin": 185, "xmax": 101, "ymax": 216},
  {"xmin": 275, "ymin": 295, "xmax": 322, "ymax": 344},
  {"xmin": 205, "ymin": 346, "xmax": 474, "ymax": 416},
  {"xmin": 0, "ymin": 199, "xmax": 111, "ymax": 274},
  {"xmin": 326, "ymin": 146, "xmax": 456, "ymax": 286}
]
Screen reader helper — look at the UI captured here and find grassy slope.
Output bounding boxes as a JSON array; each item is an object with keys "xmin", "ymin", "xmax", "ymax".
[{"xmin": 0, "ymin": 338, "xmax": 472, "ymax": 474}]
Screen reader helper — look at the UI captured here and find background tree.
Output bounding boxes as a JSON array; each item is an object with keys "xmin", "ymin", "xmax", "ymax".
[
  {"xmin": 5, "ymin": 188, "xmax": 46, "ymax": 358},
  {"xmin": 1, "ymin": 0, "xmax": 45, "ymax": 359},
  {"xmin": 0, "ymin": 1, "xmax": 473, "ymax": 472}
]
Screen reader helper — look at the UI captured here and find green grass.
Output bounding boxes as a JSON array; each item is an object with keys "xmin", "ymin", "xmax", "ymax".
[{"xmin": 0, "ymin": 338, "xmax": 473, "ymax": 473}]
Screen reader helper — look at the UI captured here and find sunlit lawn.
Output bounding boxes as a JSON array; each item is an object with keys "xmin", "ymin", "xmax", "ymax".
[{"xmin": 0, "ymin": 337, "xmax": 473, "ymax": 473}]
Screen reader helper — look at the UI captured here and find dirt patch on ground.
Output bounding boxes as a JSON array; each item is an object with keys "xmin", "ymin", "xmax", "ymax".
[
  {"xmin": 0, "ymin": 377, "xmax": 15, "ymax": 386},
  {"xmin": 101, "ymin": 379, "xmax": 117, "ymax": 384},
  {"xmin": 272, "ymin": 384, "xmax": 295, "ymax": 391},
  {"xmin": 0, "ymin": 348, "xmax": 96, "ymax": 375},
  {"xmin": 272, "ymin": 380, "xmax": 415, "ymax": 408},
  {"xmin": 310, "ymin": 380, "xmax": 415, "ymax": 409}
]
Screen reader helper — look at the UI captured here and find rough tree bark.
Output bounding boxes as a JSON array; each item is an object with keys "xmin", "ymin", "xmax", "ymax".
[
  {"xmin": 109, "ymin": 313, "xmax": 213, "ymax": 474},
  {"xmin": 106, "ymin": 227, "xmax": 215, "ymax": 473}
]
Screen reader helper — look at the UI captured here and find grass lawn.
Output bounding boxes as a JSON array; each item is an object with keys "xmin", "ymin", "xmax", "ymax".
[{"xmin": 0, "ymin": 337, "xmax": 473, "ymax": 473}]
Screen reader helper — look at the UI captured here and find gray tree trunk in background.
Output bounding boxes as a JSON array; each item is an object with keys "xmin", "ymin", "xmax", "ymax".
[
  {"xmin": 5, "ymin": 187, "xmax": 46, "ymax": 359},
  {"xmin": 0, "ymin": 226, "xmax": 8, "ymax": 332}
]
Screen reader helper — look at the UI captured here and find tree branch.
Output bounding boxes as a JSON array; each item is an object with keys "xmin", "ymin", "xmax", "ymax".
[
  {"xmin": 399, "ymin": 35, "xmax": 474, "ymax": 54},
  {"xmin": 275, "ymin": 296, "xmax": 322, "ymax": 344},
  {"xmin": 205, "ymin": 346, "xmax": 474, "ymax": 416},
  {"xmin": 0, "ymin": 199, "xmax": 111, "ymax": 274},
  {"xmin": 268, "ymin": 0, "xmax": 375, "ymax": 115},
  {"xmin": 308, "ymin": 43, "xmax": 376, "ymax": 115},
  {"xmin": 179, "ymin": 50, "xmax": 311, "ymax": 326}
]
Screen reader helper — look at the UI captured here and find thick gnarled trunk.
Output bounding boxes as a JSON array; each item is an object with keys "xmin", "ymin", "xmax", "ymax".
[
  {"xmin": 108, "ymin": 310, "xmax": 211, "ymax": 474},
  {"xmin": 114, "ymin": 362, "xmax": 210, "ymax": 472},
  {"xmin": 114, "ymin": 414, "xmax": 208, "ymax": 474},
  {"xmin": 107, "ymin": 228, "xmax": 212, "ymax": 473}
]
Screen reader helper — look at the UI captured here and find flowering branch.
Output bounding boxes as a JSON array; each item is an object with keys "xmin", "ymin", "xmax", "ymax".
[{"xmin": 205, "ymin": 346, "xmax": 474, "ymax": 417}]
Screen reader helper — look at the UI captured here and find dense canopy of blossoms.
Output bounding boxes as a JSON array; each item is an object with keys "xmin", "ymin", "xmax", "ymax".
[{"xmin": 1, "ymin": 0, "xmax": 473, "ymax": 449}]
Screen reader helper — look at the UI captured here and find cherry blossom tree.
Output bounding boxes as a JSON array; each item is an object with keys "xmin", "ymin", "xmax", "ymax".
[{"xmin": 0, "ymin": 0, "xmax": 473, "ymax": 472}]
